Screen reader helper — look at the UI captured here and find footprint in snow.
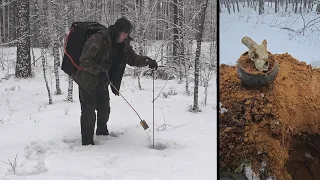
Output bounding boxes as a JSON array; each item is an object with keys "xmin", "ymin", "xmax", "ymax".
[
  {"xmin": 8, "ymin": 141, "xmax": 52, "ymax": 176},
  {"xmin": 61, "ymin": 130, "xmax": 126, "ymax": 147},
  {"xmin": 62, "ymin": 138, "xmax": 81, "ymax": 149},
  {"xmin": 108, "ymin": 130, "xmax": 126, "ymax": 137},
  {"xmin": 15, "ymin": 139, "xmax": 72, "ymax": 176}
]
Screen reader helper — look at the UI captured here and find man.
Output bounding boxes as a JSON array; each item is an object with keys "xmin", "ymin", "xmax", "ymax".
[{"xmin": 74, "ymin": 17, "xmax": 158, "ymax": 146}]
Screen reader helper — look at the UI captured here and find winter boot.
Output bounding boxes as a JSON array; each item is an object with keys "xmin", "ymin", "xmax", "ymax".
[
  {"xmin": 82, "ymin": 139, "xmax": 95, "ymax": 146},
  {"xmin": 96, "ymin": 127, "xmax": 109, "ymax": 136}
]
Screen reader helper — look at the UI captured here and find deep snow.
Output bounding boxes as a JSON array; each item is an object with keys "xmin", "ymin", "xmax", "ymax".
[{"xmin": 0, "ymin": 42, "xmax": 216, "ymax": 179}]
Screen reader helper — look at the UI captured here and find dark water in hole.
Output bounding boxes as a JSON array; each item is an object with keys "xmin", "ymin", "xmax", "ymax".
[
  {"xmin": 286, "ymin": 134, "xmax": 320, "ymax": 180},
  {"xmin": 148, "ymin": 142, "xmax": 167, "ymax": 150}
]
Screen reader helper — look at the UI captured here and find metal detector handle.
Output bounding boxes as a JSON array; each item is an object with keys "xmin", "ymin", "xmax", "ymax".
[
  {"xmin": 101, "ymin": 69, "xmax": 142, "ymax": 120},
  {"xmin": 108, "ymin": 80, "xmax": 144, "ymax": 121},
  {"xmin": 109, "ymin": 81, "xmax": 149, "ymax": 130}
]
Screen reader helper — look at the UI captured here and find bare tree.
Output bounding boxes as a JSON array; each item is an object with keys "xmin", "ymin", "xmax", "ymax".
[
  {"xmin": 64, "ymin": 1, "xmax": 73, "ymax": 102},
  {"xmin": 259, "ymin": 0, "xmax": 264, "ymax": 15},
  {"xmin": 202, "ymin": 41, "xmax": 216, "ymax": 106},
  {"xmin": 177, "ymin": 1, "xmax": 190, "ymax": 95},
  {"xmin": 15, "ymin": 0, "xmax": 32, "ymax": 78},
  {"xmin": 192, "ymin": 0, "xmax": 208, "ymax": 112},
  {"xmin": 317, "ymin": 4, "xmax": 320, "ymax": 14},
  {"xmin": 135, "ymin": 0, "xmax": 144, "ymax": 90},
  {"xmin": 236, "ymin": 0, "xmax": 240, "ymax": 12},
  {"xmin": 51, "ymin": 0, "xmax": 62, "ymax": 95},
  {"xmin": 41, "ymin": 47, "xmax": 53, "ymax": 105},
  {"xmin": 173, "ymin": 0, "xmax": 179, "ymax": 77}
]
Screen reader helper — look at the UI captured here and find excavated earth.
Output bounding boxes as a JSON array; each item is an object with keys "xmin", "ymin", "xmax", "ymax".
[{"xmin": 219, "ymin": 52, "xmax": 320, "ymax": 180}]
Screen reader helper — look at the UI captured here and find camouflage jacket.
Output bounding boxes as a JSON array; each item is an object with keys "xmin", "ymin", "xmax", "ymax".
[{"xmin": 73, "ymin": 28, "xmax": 148, "ymax": 95}]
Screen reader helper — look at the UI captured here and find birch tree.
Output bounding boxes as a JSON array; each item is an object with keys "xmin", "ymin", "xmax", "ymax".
[
  {"xmin": 41, "ymin": 0, "xmax": 53, "ymax": 104},
  {"xmin": 65, "ymin": 2, "xmax": 74, "ymax": 102},
  {"xmin": 51, "ymin": 0, "xmax": 62, "ymax": 95}
]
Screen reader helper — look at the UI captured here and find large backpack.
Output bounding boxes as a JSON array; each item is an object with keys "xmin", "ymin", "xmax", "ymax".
[{"xmin": 61, "ymin": 22, "xmax": 107, "ymax": 78}]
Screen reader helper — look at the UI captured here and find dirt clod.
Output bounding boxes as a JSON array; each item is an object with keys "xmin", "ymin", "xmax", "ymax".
[{"xmin": 219, "ymin": 52, "xmax": 320, "ymax": 180}]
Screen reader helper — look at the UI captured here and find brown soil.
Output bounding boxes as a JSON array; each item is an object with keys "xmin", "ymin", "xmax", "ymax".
[
  {"xmin": 238, "ymin": 51, "xmax": 276, "ymax": 75},
  {"xmin": 219, "ymin": 52, "xmax": 320, "ymax": 180}
]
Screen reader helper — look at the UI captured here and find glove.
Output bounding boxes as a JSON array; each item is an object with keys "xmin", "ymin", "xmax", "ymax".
[
  {"xmin": 146, "ymin": 57, "xmax": 158, "ymax": 70},
  {"xmin": 111, "ymin": 84, "xmax": 119, "ymax": 96}
]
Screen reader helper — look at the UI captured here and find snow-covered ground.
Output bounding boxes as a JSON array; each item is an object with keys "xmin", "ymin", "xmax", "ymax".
[
  {"xmin": 220, "ymin": 3, "xmax": 320, "ymax": 179},
  {"xmin": 0, "ymin": 44, "xmax": 216, "ymax": 179}
]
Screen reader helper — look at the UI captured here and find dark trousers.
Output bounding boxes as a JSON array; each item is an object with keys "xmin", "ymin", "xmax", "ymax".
[{"xmin": 79, "ymin": 82, "xmax": 110, "ymax": 144}]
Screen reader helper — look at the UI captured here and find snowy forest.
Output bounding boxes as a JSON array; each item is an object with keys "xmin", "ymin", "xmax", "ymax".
[
  {"xmin": 0, "ymin": 1, "xmax": 216, "ymax": 178},
  {"xmin": 0, "ymin": 0, "xmax": 216, "ymax": 111}
]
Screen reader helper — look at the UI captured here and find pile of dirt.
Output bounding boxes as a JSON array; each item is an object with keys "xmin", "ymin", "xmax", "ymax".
[
  {"xmin": 219, "ymin": 52, "xmax": 320, "ymax": 180},
  {"xmin": 238, "ymin": 51, "xmax": 276, "ymax": 75}
]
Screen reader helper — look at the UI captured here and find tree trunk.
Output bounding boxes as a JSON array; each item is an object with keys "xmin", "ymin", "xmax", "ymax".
[
  {"xmin": 231, "ymin": 0, "xmax": 236, "ymax": 13},
  {"xmin": 0, "ymin": 0, "xmax": 3, "ymax": 43},
  {"xmin": 259, "ymin": 0, "xmax": 264, "ymax": 15},
  {"xmin": 177, "ymin": 0, "xmax": 188, "ymax": 93},
  {"xmin": 226, "ymin": 0, "xmax": 231, "ymax": 14},
  {"xmin": 6, "ymin": 0, "xmax": 9, "ymax": 43},
  {"xmin": 193, "ymin": 0, "xmax": 208, "ymax": 112},
  {"xmin": 42, "ymin": 47, "xmax": 53, "ymax": 105},
  {"xmin": 8, "ymin": 0, "xmax": 18, "ymax": 43},
  {"xmin": 39, "ymin": 0, "xmax": 52, "ymax": 104},
  {"xmin": 2, "ymin": 0, "xmax": 7, "ymax": 43},
  {"xmin": 186, "ymin": 40, "xmax": 193, "ymax": 96},
  {"xmin": 15, "ymin": 0, "xmax": 32, "ymax": 78},
  {"xmin": 308, "ymin": 0, "xmax": 312, "ymax": 11},
  {"xmin": 42, "ymin": 0, "xmax": 49, "ymax": 48},
  {"xmin": 275, "ymin": 0, "xmax": 278, "ymax": 13},
  {"xmin": 65, "ymin": 2, "xmax": 74, "ymax": 102},
  {"xmin": 204, "ymin": 81, "xmax": 208, "ymax": 106},
  {"xmin": 52, "ymin": 1, "xmax": 62, "ymax": 95},
  {"xmin": 67, "ymin": 76, "xmax": 73, "ymax": 102},
  {"xmin": 31, "ymin": 0, "xmax": 40, "ymax": 47},
  {"xmin": 177, "ymin": 0, "xmax": 184, "ymax": 84},
  {"xmin": 134, "ymin": 0, "xmax": 144, "ymax": 90},
  {"xmin": 236, "ymin": 1, "xmax": 240, "ymax": 12},
  {"xmin": 173, "ymin": 0, "xmax": 179, "ymax": 74},
  {"xmin": 317, "ymin": 4, "xmax": 320, "ymax": 14}
]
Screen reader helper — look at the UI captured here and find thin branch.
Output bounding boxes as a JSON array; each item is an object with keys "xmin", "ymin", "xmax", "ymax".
[{"xmin": 153, "ymin": 75, "xmax": 171, "ymax": 103}]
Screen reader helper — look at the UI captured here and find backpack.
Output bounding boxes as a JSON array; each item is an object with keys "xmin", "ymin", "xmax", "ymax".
[{"xmin": 61, "ymin": 22, "xmax": 107, "ymax": 78}]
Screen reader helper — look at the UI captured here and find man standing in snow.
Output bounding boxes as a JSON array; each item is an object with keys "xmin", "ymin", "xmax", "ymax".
[{"xmin": 74, "ymin": 17, "xmax": 158, "ymax": 146}]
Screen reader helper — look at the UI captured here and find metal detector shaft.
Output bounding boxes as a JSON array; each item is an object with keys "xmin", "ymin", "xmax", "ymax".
[
  {"xmin": 109, "ymin": 82, "xmax": 149, "ymax": 130},
  {"xmin": 152, "ymin": 69, "xmax": 155, "ymax": 147}
]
